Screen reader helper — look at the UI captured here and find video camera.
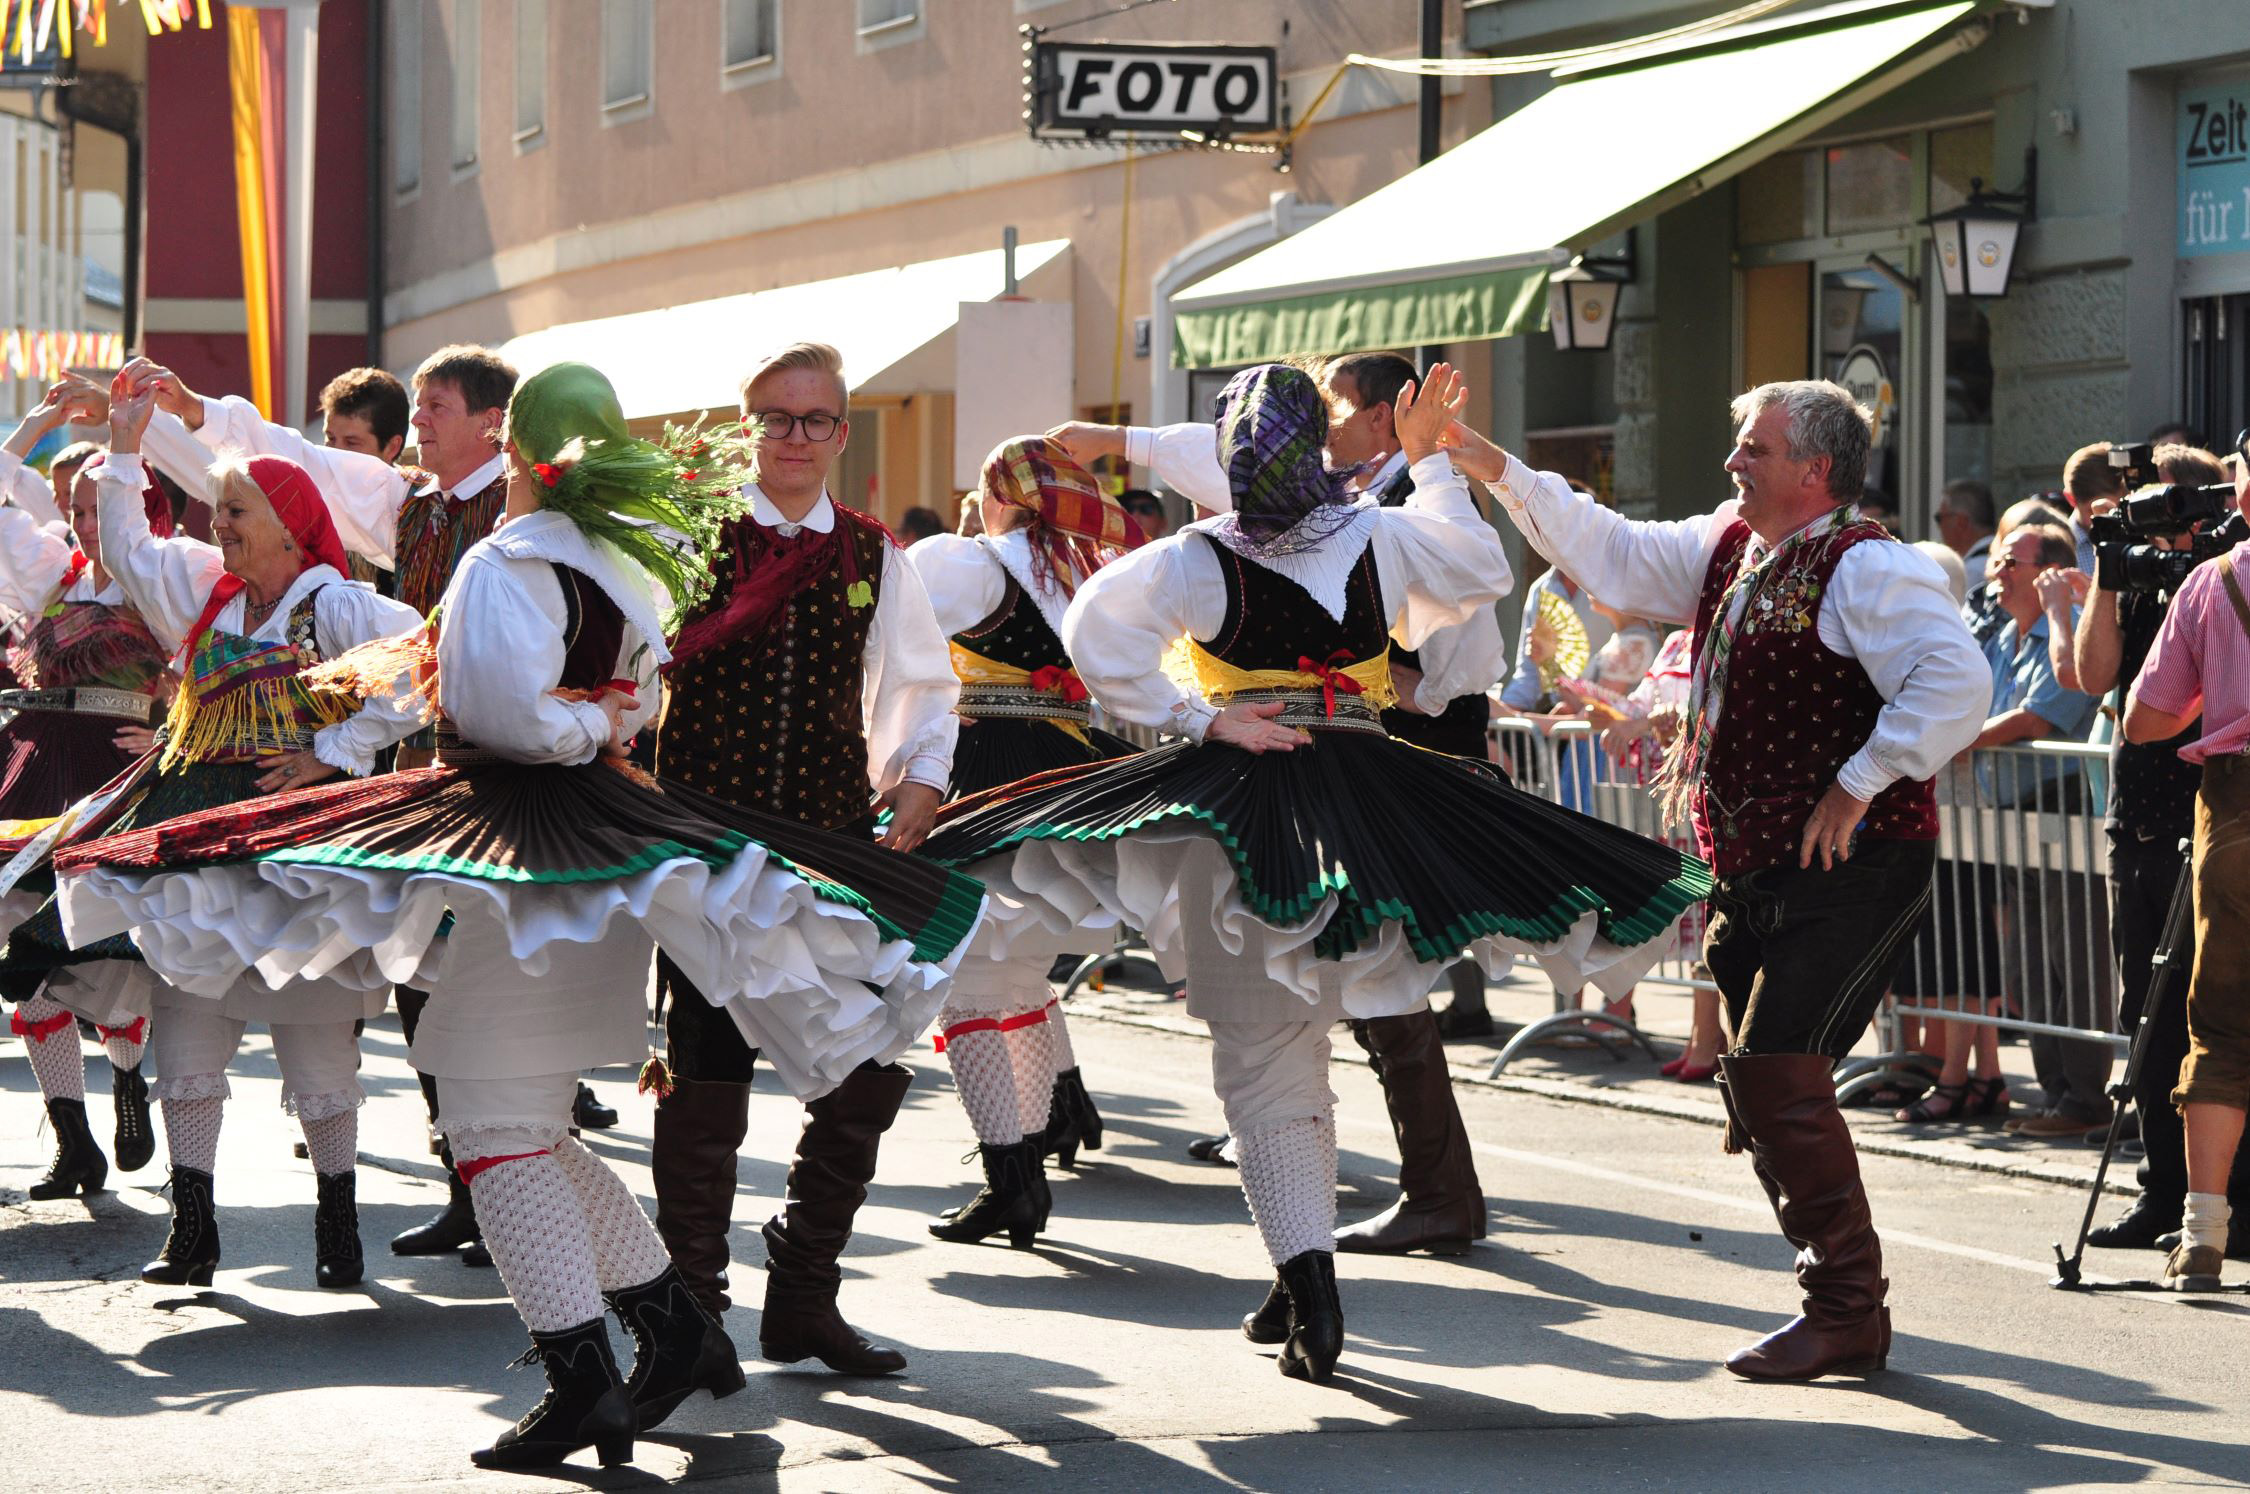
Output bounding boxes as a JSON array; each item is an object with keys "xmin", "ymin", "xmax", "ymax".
[{"xmin": 2090, "ymin": 441, "xmax": 2243, "ymax": 593}]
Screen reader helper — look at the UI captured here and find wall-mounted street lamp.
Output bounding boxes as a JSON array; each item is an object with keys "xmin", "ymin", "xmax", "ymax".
[
  {"xmin": 1926, "ymin": 146, "xmax": 2037, "ymax": 299},
  {"xmin": 1546, "ymin": 229, "xmax": 1638, "ymax": 352}
]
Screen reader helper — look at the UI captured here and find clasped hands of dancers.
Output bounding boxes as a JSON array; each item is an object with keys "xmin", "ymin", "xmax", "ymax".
[{"xmin": 2, "ymin": 338, "xmax": 1985, "ymax": 1466}]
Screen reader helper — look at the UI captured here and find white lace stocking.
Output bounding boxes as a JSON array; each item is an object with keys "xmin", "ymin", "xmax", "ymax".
[
  {"xmin": 1233, "ymin": 1112, "xmax": 1339, "ymax": 1266},
  {"xmin": 550, "ymin": 1135, "xmax": 671, "ymax": 1293},
  {"xmin": 458, "ymin": 1147, "xmax": 605, "ymax": 1333},
  {"xmin": 1002, "ymin": 1012, "xmax": 1056, "ymax": 1138},
  {"xmin": 941, "ymin": 1021, "xmax": 1021, "ymax": 1146},
  {"xmin": 15, "ymin": 995, "xmax": 84, "ymax": 1104},
  {"xmin": 1048, "ymin": 1002, "xmax": 1078, "ymax": 1071},
  {"xmin": 299, "ymin": 1109, "xmax": 358, "ymax": 1175},
  {"xmin": 162, "ymin": 1096, "xmax": 224, "ymax": 1173}
]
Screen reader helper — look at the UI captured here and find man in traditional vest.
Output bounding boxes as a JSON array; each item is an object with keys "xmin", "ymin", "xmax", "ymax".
[
  {"xmin": 653, "ymin": 341, "xmax": 959, "ymax": 1374},
  {"xmin": 1049, "ymin": 349, "xmax": 1505, "ymax": 1259},
  {"xmin": 1454, "ymin": 380, "xmax": 1989, "ymax": 1380}
]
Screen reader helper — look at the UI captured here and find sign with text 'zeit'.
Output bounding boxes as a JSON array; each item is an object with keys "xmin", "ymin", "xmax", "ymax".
[
  {"xmin": 2180, "ymin": 80, "xmax": 2250, "ymax": 257},
  {"xmin": 1035, "ymin": 42, "xmax": 1277, "ymax": 141}
]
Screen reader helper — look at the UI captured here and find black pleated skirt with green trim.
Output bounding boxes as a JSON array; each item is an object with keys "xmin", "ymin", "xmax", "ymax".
[{"xmin": 922, "ymin": 730, "xmax": 1711, "ymax": 967}]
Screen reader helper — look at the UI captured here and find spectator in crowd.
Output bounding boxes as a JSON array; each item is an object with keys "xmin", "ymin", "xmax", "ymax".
[
  {"xmin": 2041, "ymin": 444, "xmax": 2250, "ymax": 1244},
  {"xmin": 897, "ymin": 505, "xmax": 947, "ymax": 545},
  {"xmin": 1498, "ymin": 558, "xmax": 1615, "ymax": 713},
  {"xmin": 2122, "ymin": 438, "xmax": 2250, "ymax": 1285},
  {"xmin": 2062, "ymin": 442, "xmax": 2128, "ymax": 576},
  {"xmin": 1889, "ymin": 544, "xmax": 2010, "ymax": 1123},
  {"xmin": 1936, "ymin": 478, "xmax": 1996, "ymax": 571},
  {"xmin": 1593, "ymin": 627, "xmax": 1721, "ymax": 1080},
  {"xmin": 2147, "ymin": 420, "xmax": 2206, "ymax": 450},
  {"xmin": 1119, "ymin": 487, "xmax": 1168, "ymax": 541},
  {"xmin": 1858, "ymin": 485, "xmax": 1899, "ymax": 535},
  {"xmin": 956, "ymin": 492, "xmax": 984, "ymax": 536},
  {"xmin": 1984, "ymin": 522, "xmax": 2112, "ymax": 1137}
]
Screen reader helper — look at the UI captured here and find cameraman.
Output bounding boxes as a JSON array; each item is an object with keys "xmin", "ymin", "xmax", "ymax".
[
  {"xmin": 2044, "ymin": 445, "xmax": 2249, "ymax": 1250},
  {"xmin": 2122, "ymin": 434, "xmax": 2250, "ymax": 1290}
]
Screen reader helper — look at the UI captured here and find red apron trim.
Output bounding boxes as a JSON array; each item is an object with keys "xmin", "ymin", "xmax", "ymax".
[
  {"xmin": 181, "ymin": 575, "xmax": 249, "ymax": 660},
  {"xmin": 10, "ymin": 1007, "xmax": 76, "ymax": 1044},
  {"xmin": 95, "ymin": 1016, "xmax": 148, "ymax": 1046},
  {"xmin": 933, "ymin": 1004, "xmax": 1052, "ymax": 1054},
  {"xmin": 457, "ymin": 1149, "xmax": 550, "ymax": 1184}
]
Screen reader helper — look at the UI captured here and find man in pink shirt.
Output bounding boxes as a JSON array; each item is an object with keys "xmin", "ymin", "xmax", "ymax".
[{"xmin": 2124, "ymin": 440, "xmax": 2250, "ymax": 1291}]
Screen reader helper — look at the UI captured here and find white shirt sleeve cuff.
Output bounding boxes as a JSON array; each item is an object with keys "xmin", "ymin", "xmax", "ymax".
[
  {"xmin": 194, "ymin": 396, "xmax": 227, "ymax": 447},
  {"xmin": 1835, "ymin": 750, "xmax": 1895, "ymax": 803},
  {"xmin": 1169, "ymin": 697, "xmax": 1218, "ymax": 743},
  {"xmin": 312, "ymin": 724, "xmax": 377, "ymax": 779},
  {"xmin": 1125, "ymin": 426, "xmax": 1155, "ymax": 472},
  {"xmin": 102, "ymin": 452, "xmax": 146, "ymax": 483},
  {"xmin": 904, "ymin": 756, "xmax": 951, "ymax": 791}
]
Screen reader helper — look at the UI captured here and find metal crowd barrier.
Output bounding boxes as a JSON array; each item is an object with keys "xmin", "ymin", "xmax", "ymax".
[{"xmin": 1485, "ymin": 717, "xmax": 2127, "ymax": 1088}]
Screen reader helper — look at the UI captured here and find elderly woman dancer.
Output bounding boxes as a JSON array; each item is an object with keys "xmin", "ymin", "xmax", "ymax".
[
  {"xmin": 0, "ymin": 384, "xmax": 422, "ymax": 1294},
  {"xmin": 906, "ymin": 436, "xmax": 1141, "ymax": 1243},
  {"xmin": 0, "ymin": 387, "xmax": 174, "ymax": 1197},
  {"xmin": 921, "ymin": 364, "xmax": 1710, "ymax": 1383},
  {"xmin": 57, "ymin": 363, "xmax": 985, "ymax": 1470}
]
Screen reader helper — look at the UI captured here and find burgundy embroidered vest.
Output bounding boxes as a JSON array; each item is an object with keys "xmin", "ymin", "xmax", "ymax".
[
  {"xmin": 1690, "ymin": 516, "xmax": 1938, "ymax": 877},
  {"xmin": 659, "ymin": 517, "xmax": 889, "ymax": 831}
]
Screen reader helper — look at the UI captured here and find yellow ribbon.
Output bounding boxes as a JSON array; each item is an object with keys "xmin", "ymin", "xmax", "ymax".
[
  {"xmin": 949, "ymin": 642, "xmax": 1091, "ymax": 744},
  {"xmin": 1164, "ymin": 637, "xmax": 1398, "ymax": 712}
]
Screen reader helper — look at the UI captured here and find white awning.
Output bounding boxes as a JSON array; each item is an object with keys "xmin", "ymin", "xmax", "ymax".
[{"xmin": 498, "ymin": 239, "xmax": 1072, "ymax": 420}]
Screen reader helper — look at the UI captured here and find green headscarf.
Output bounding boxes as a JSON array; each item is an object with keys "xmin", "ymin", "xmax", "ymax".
[{"xmin": 501, "ymin": 361, "xmax": 755, "ymax": 622}]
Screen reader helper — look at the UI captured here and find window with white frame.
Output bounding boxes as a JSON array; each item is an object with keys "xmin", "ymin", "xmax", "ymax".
[
  {"xmin": 723, "ymin": 0, "xmax": 777, "ymax": 70},
  {"xmin": 514, "ymin": 0, "xmax": 547, "ymax": 141},
  {"xmin": 857, "ymin": 0, "xmax": 918, "ymax": 35},
  {"xmin": 448, "ymin": 0, "xmax": 478, "ymax": 169},
  {"xmin": 602, "ymin": 0, "xmax": 654, "ymax": 113},
  {"xmin": 391, "ymin": 0, "xmax": 422, "ymax": 193}
]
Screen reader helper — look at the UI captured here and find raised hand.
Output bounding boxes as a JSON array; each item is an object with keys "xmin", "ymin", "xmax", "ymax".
[
  {"xmin": 114, "ymin": 357, "xmax": 201, "ymax": 427},
  {"xmin": 1393, "ymin": 362, "xmax": 1468, "ymax": 464},
  {"xmin": 108, "ymin": 384, "xmax": 158, "ymax": 454},
  {"xmin": 1440, "ymin": 419, "xmax": 1510, "ymax": 484},
  {"xmin": 1043, "ymin": 421, "xmax": 1127, "ymax": 467}
]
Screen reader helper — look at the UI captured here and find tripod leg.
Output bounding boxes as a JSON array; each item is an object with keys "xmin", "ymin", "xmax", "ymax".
[{"xmin": 2056, "ymin": 860, "xmax": 2197, "ymax": 1286}]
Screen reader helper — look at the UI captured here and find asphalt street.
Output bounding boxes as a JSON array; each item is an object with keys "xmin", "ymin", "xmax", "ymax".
[{"xmin": 3, "ymin": 1004, "xmax": 2246, "ymax": 1492}]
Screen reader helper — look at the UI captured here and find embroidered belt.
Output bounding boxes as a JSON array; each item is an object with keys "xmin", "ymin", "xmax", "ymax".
[
  {"xmin": 1228, "ymin": 687, "xmax": 1388, "ymax": 736},
  {"xmin": 956, "ymin": 682, "xmax": 1095, "ymax": 727},
  {"xmin": 0, "ymin": 686, "xmax": 159, "ymax": 724}
]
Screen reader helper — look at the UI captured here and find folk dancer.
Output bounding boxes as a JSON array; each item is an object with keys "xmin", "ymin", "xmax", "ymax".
[
  {"xmin": 1455, "ymin": 379, "xmax": 1990, "ymax": 1379},
  {"xmin": 920, "ymin": 364, "xmax": 1710, "ymax": 1382}
]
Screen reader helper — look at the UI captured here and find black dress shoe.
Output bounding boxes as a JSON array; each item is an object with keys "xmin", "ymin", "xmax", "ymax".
[
  {"xmin": 2087, "ymin": 1198, "xmax": 2183, "ymax": 1251},
  {"xmin": 1241, "ymin": 1277, "xmax": 1289, "ymax": 1344},
  {"xmin": 573, "ymin": 1082, "xmax": 620, "ymax": 1131},
  {"xmin": 1275, "ymin": 1249, "xmax": 1343, "ymax": 1383},
  {"xmin": 1186, "ymin": 1134, "xmax": 1235, "ymax": 1166},
  {"xmin": 1433, "ymin": 1004, "xmax": 1495, "ymax": 1041}
]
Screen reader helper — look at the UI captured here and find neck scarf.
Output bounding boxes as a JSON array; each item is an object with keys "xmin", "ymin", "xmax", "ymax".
[
  {"xmin": 1653, "ymin": 503, "xmax": 1859, "ymax": 829},
  {"xmin": 978, "ymin": 436, "xmax": 1140, "ymax": 596},
  {"xmin": 664, "ymin": 499, "xmax": 879, "ymax": 673},
  {"xmin": 1207, "ymin": 364, "xmax": 1365, "ymax": 559}
]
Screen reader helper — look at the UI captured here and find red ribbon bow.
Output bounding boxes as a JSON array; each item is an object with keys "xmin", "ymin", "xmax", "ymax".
[
  {"xmin": 1295, "ymin": 649, "xmax": 1363, "ymax": 718},
  {"xmin": 59, "ymin": 550, "xmax": 89, "ymax": 591},
  {"xmin": 1027, "ymin": 664, "xmax": 1089, "ymax": 703}
]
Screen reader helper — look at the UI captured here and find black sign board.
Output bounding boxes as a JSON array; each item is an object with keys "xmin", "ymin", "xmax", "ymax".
[{"xmin": 1031, "ymin": 41, "xmax": 1277, "ymax": 142}]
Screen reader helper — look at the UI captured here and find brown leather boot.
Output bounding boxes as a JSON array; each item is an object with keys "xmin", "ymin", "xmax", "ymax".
[
  {"xmin": 1719, "ymin": 1053, "xmax": 1891, "ymax": 1382},
  {"xmin": 1335, "ymin": 1010, "xmax": 1487, "ymax": 1256},
  {"xmin": 759, "ymin": 1062, "xmax": 912, "ymax": 1376},
  {"xmin": 651, "ymin": 1076, "xmax": 752, "ymax": 1316}
]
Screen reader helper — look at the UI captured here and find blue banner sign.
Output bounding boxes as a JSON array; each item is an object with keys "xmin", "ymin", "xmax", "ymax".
[{"xmin": 2181, "ymin": 81, "xmax": 2250, "ymax": 257}]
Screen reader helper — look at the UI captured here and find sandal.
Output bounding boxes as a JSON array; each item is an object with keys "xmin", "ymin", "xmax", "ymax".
[
  {"xmin": 1967, "ymin": 1076, "xmax": 2010, "ymax": 1118},
  {"xmin": 1895, "ymin": 1081, "xmax": 1971, "ymax": 1124},
  {"xmin": 1847, "ymin": 1077, "xmax": 1932, "ymax": 1110}
]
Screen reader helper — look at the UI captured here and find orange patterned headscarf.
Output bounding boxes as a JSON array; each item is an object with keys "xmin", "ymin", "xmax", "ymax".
[{"xmin": 977, "ymin": 436, "xmax": 1142, "ymax": 595}]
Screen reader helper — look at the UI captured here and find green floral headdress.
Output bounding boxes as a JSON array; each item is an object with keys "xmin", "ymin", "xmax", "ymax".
[{"xmin": 504, "ymin": 361, "xmax": 755, "ymax": 622}]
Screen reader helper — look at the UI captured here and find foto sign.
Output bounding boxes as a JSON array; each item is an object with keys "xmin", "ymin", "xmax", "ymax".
[
  {"xmin": 2180, "ymin": 80, "xmax": 2250, "ymax": 257},
  {"xmin": 1033, "ymin": 41, "xmax": 1276, "ymax": 141}
]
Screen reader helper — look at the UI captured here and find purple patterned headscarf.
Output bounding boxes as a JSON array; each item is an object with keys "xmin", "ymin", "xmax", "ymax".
[{"xmin": 1208, "ymin": 364, "xmax": 1367, "ymax": 558}]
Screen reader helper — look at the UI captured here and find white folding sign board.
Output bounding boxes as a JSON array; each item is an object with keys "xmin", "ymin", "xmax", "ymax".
[{"xmin": 953, "ymin": 300, "xmax": 1076, "ymax": 491}]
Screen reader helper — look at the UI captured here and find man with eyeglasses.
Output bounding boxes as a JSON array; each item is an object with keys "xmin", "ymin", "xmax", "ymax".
[{"xmin": 650, "ymin": 341, "xmax": 960, "ymax": 1377}]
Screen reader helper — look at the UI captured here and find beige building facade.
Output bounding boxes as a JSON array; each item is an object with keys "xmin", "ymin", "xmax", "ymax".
[{"xmin": 382, "ymin": 0, "xmax": 1488, "ymax": 525}]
